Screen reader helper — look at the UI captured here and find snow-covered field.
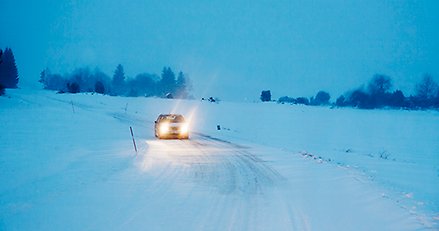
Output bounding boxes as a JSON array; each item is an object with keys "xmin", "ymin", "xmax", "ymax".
[{"xmin": 1, "ymin": 89, "xmax": 438, "ymax": 230}]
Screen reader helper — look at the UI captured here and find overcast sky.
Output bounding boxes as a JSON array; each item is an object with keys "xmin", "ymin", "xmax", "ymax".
[{"xmin": 1, "ymin": 0, "xmax": 438, "ymax": 101}]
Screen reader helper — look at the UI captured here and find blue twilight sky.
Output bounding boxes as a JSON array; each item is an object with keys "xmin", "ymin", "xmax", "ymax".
[{"xmin": 1, "ymin": 0, "xmax": 438, "ymax": 101}]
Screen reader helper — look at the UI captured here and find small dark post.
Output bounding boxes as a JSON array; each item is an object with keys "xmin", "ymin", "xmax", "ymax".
[
  {"xmin": 130, "ymin": 126, "xmax": 138, "ymax": 154},
  {"xmin": 217, "ymin": 125, "xmax": 221, "ymax": 130}
]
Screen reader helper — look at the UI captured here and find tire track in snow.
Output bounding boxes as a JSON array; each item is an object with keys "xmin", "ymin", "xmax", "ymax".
[
  {"xmin": 141, "ymin": 136, "xmax": 283, "ymax": 195},
  {"xmin": 134, "ymin": 135, "xmax": 312, "ymax": 230}
]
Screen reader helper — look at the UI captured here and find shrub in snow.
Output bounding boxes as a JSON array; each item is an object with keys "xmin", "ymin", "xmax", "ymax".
[
  {"xmin": 278, "ymin": 96, "xmax": 296, "ymax": 104},
  {"xmin": 345, "ymin": 89, "xmax": 371, "ymax": 109},
  {"xmin": 260, "ymin": 90, "xmax": 271, "ymax": 102},
  {"xmin": 335, "ymin": 95, "xmax": 345, "ymax": 107},
  {"xmin": 95, "ymin": 81, "xmax": 105, "ymax": 94},
  {"xmin": 311, "ymin": 91, "xmax": 331, "ymax": 105},
  {"xmin": 387, "ymin": 90, "xmax": 406, "ymax": 108},
  {"xmin": 295, "ymin": 97, "xmax": 309, "ymax": 105},
  {"xmin": 165, "ymin": 93, "xmax": 174, "ymax": 99},
  {"xmin": 67, "ymin": 82, "xmax": 80, "ymax": 93}
]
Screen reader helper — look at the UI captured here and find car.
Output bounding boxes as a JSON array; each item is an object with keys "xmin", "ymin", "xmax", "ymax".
[{"xmin": 154, "ymin": 114, "xmax": 189, "ymax": 139}]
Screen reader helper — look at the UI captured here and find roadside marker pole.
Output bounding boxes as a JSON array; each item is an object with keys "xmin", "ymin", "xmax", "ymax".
[
  {"xmin": 71, "ymin": 100, "xmax": 75, "ymax": 113},
  {"xmin": 130, "ymin": 126, "xmax": 138, "ymax": 155}
]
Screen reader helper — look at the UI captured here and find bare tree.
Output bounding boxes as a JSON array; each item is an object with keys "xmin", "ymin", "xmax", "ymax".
[
  {"xmin": 368, "ymin": 74, "xmax": 392, "ymax": 95},
  {"xmin": 416, "ymin": 74, "xmax": 438, "ymax": 100}
]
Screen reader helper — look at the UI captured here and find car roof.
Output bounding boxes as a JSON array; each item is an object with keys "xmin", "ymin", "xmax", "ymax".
[{"xmin": 158, "ymin": 114, "xmax": 185, "ymax": 120}]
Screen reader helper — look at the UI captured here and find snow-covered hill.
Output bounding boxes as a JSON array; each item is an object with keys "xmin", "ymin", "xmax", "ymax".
[{"xmin": 1, "ymin": 89, "xmax": 438, "ymax": 230}]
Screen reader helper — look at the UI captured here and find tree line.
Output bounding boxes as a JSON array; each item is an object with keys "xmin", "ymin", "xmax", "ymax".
[
  {"xmin": 0, "ymin": 47, "xmax": 19, "ymax": 95},
  {"xmin": 2, "ymin": 45, "xmax": 438, "ymax": 110},
  {"xmin": 274, "ymin": 74, "xmax": 439, "ymax": 110},
  {"xmin": 39, "ymin": 64, "xmax": 191, "ymax": 98}
]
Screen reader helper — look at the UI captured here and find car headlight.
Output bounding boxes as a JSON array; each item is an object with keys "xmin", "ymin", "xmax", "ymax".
[
  {"xmin": 180, "ymin": 123, "xmax": 189, "ymax": 134},
  {"xmin": 159, "ymin": 123, "xmax": 170, "ymax": 134}
]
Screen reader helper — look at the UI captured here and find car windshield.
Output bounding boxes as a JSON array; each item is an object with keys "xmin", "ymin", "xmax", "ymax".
[{"xmin": 162, "ymin": 115, "xmax": 185, "ymax": 123}]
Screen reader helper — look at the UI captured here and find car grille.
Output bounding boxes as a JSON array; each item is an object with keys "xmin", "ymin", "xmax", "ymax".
[{"xmin": 170, "ymin": 127, "xmax": 180, "ymax": 133}]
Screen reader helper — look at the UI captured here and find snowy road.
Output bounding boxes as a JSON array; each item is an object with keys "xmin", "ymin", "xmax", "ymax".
[
  {"xmin": 141, "ymin": 135, "xmax": 283, "ymax": 195},
  {"xmin": 134, "ymin": 135, "xmax": 300, "ymax": 230}
]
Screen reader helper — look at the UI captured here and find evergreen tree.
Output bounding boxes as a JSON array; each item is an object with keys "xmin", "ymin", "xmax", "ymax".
[
  {"xmin": 39, "ymin": 68, "xmax": 50, "ymax": 89},
  {"xmin": 435, "ymin": 91, "xmax": 439, "ymax": 108},
  {"xmin": 112, "ymin": 64, "xmax": 125, "ymax": 85},
  {"xmin": 0, "ymin": 50, "xmax": 3, "ymax": 95},
  {"xmin": 159, "ymin": 67, "xmax": 176, "ymax": 96},
  {"xmin": 0, "ymin": 84, "xmax": 5, "ymax": 96},
  {"xmin": 0, "ymin": 47, "xmax": 19, "ymax": 88},
  {"xmin": 128, "ymin": 73, "xmax": 156, "ymax": 97},
  {"xmin": 112, "ymin": 64, "xmax": 125, "ymax": 95},
  {"xmin": 175, "ymin": 71, "xmax": 188, "ymax": 98}
]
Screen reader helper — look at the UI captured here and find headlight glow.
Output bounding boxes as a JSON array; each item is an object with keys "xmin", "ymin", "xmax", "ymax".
[
  {"xmin": 159, "ymin": 122, "xmax": 170, "ymax": 134},
  {"xmin": 180, "ymin": 123, "xmax": 189, "ymax": 134}
]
